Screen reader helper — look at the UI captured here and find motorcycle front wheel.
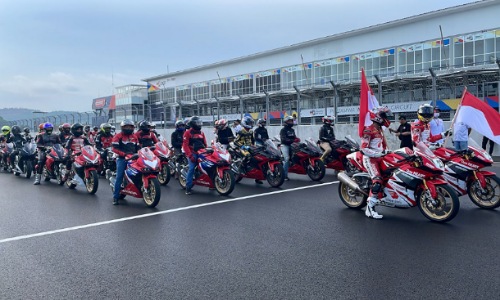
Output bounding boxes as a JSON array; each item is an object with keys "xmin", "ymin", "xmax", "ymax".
[
  {"xmin": 85, "ymin": 170, "xmax": 99, "ymax": 194},
  {"xmin": 266, "ymin": 163, "xmax": 285, "ymax": 188},
  {"xmin": 215, "ymin": 169, "xmax": 235, "ymax": 196},
  {"xmin": 338, "ymin": 181, "xmax": 367, "ymax": 209},
  {"xmin": 417, "ymin": 184, "xmax": 460, "ymax": 222},
  {"xmin": 143, "ymin": 178, "xmax": 161, "ymax": 208},
  {"xmin": 467, "ymin": 175, "xmax": 500, "ymax": 209},
  {"xmin": 307, "ymin": 159, "xmax": 326, "ymax": 181},
  {"xmin": 55, "ymin": 165, "xmax": 64, "ymax": 185},
  {"xmin": 25, "ymin": 161, "xmax": 33, "ymax": 179},
  {"xmin": 158, "ymin": 164, "xmax": 171, "ymax": 185}
]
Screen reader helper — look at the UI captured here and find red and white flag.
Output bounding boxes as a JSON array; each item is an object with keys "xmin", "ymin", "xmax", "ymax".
[
  {"xmin": 359, "ymin": 68, "xmax": 380, "ymax": 137},
  {"xmin": 455, "ymin": 90, "xmax": 500, "ymax": 144}
]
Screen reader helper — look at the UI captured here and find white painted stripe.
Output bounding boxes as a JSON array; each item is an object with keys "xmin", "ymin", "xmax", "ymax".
[{"xmin": 0, "ymin": 181, "xmax": 339, "ymax": 244}]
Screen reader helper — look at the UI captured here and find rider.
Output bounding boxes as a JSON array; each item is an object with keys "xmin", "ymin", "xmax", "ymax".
[
  {"xmin": 7, "ymin": 125, "xmax": 27, "ymax": 171},
  {"xmin": 171, "ymin": 120, "xmax": 185, "ymax": 156},
  {"xmin": 318, "ymin": 116, "xmax": 336, "ymax": 162},
  {"xmin": 280, "ymin": 116, "xmax": 298, "ymax": 181},
  {"xmin": 182, "ymin": 116, "xmax": 207, "ymax": 195},
  {"xmin": 215, "ymin": 119, "xmax": 234, "ymax": 149},
  {"xmin": 110, "ymin": 125, "xmax": 116, "ymax": 135},
  {"xmin": 34, "ymin": 123, "xmax": 62, "ymax": 185},
  {"xmin": 360, "ymin": 107, "xmax": 392, "ymax": 219},
  {"xmin": 59, "ymin": 123, "xmax": 72, "ymax": 144},
  {"xmin": 63, "ymin": 123, "xmax": 91, "ymax": 184},
  {"xmin": 0, "ymin": 126, "xmax": 11, "ymax": 170},
  {"xmin": 254, "ymin": 119, "xmax": 269, "ymax": 147},
  {"xmin": 84, "ymin": 125, "xmax": 91, "ymax": 139},
  {"xmin": 235, "ymin": 117, "xmax": 262, "ymax": 184},
  {"xmin": 150, "ymin": 124, "xmax": 161, "ymax": 139},
  {"xmin": 111, "ymin": 119, "xmax": 140, "ymax": 205},
  {"xmin": 23, "ymin": 127, "xmax": 33, "ymax": 142},
  {"xmin": 95, "ymin": 123, "xmax": 113, "ymax": 151},
  {"xmin": 135, "ymin": 120, "xmax": 158, "ymax": 148},
  {"xmin": 411, "ymin": 104, "xmax": 450, "ymax": 147}
]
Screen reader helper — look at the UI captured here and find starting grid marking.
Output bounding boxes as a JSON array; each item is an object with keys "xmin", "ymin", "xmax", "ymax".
[{"xmin": 0, "ymin": 181, "xmax": 339, "ymax": 244}]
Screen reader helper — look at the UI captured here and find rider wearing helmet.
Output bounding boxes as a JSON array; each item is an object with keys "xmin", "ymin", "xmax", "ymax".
[
  {"xmin": 171, "ymin": 120, "xmax": 186, "ymax": 155},
  {"xmin": 411, "ymin": 104, "xmax": 450, "ymax": 146},
  {"xmin": 319, "ymin": 116, "xmax": 336, "ymax": 161},
  {"xmin": 280, "ymin": 116, "xmax": 298, "ymax": 181},
  {"xmin": 7, "ymin": 125, "xmax": 27, "ymax": 171},
  {"xmin": 63, "ymin": 123, "xmax": 91, "ymax": 183},
  {"xmin": 184, "ymin": 117, "xmax": 191, "ymax": 130},
  {"xmin": 360, "ymin": 107, "xmax": 392, "ymax": 219},
  {"xmin": 235, "ymin": 117, "xmax": 262, "ymax": 184},
  {"xmin": 182, "ymin": 116, "xmax": 207, "ymax": 195},
  {"xmin": 111, "ymin": 119, "xmax": 140, "ymax": 204},
  {"xmin": 254, "ymin": 119, "xmax": 269, "ymax": 147},
  {"xmin": 23, "ymin": 127, "xmax": 32, "ymax": 142},
  {"xmin": 34, "ymin": 122, "xmax": 62, "ymax": 185},
  {"xmin": 83, "ymin": 125, "xmax": 91, "ymax": 138},
  {"xmin": 110, "ymin": 125, "xmax": 116, "ymax": 135},
  {"xmin": 214, "ymin": 119, "xmax": 234, "ymax": 149},
  {"xmin": 96, "ymin": 123, "xmax": 113, "ymax": 151},
  {"xmin": 59, "ymin": 123, "xmax": 72, "ymax": 144},
  {"xmin": 0, "ymin": 126, "xmax": 12, "ymax": 170},
  {"xmin": 135, "ymin": 120, "xmax": 158, "ymax": 148}
]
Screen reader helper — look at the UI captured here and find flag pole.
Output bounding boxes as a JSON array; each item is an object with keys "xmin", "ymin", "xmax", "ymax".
[{"xmin": 444, "ymin": 87, "xmax": 467, "ymax": 146}]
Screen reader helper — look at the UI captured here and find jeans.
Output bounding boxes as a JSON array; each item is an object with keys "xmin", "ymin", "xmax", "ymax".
[
  {"xmin": 186, "ymin": 154, "xmax": 198, "ymax": 190},
  {"xmin": 281, "ymin": 144, "xmax": 290, "ymax": 177},
  {"xmin": 454, "ymin": 141, "xmax": 468, "ymax": 151},
  {"xmin": 113, "ymin": 158, "xmax": 127, "ymax": 199}
]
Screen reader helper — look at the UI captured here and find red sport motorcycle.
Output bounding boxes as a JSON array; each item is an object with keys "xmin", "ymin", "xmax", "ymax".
[
  {"xmin": 179, "ymin": 142, "xmax": 235, "ymax": 196},
  {"xmin": 229, "ymin": 139, "xmax": 285, "ymax": 187},
  {"xmin": 338, "ymin": 142, "xmax": 460, "ymax": 222},
  {"xmin": 64, "ymin": 145, "xmax": 100, "ymax": 194},
  {"xmin": 274, "ymin": 137, "xmax": 326, "ymax": 181},
  {"xmin": 107, "ymin": 147, "xmax": 162, "ymax": 208},
  {"xmin": 320, "ymin": 136, "xmax": 360, "ymax": 172},
  {"xmin": 153, "ymin": 140, "xmax": 171, "ymax": 185},
  {"xmin": 433, "ymin": 138, "xmax": 500, "ymax": 209},
  {"xmin": 41, "ymin": 144, "xmax": 69, "ymax": 185}
]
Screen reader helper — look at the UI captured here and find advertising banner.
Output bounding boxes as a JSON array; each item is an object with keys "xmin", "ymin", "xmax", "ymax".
[{"xmin": 92, "ymin": 95, "xmax": 116, "ymax": 110}]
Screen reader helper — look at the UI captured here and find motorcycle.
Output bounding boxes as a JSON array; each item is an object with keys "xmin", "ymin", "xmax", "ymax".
[
  {"xmin": 13, "ymin": 141, "xmax": 37, "ymax": 179},
  {"xmin": 0, "ymin": 142, "xmax": 14, "ymax": 172},
  {"xmin": 179, "ymin": 142, "xmax": 235, "ymax": 196},
  {"xmin": 433, "ymin": 138, "xmax": 500, "ymax": 209},
  {"xmin": 274, "ymin": 137, "xmax": 326, "ymax": 181},
  {"xmin": 229, "ymin": 139, "xmax": 285, "ymax": 187},
  {"xmin": 107, "ymin": 147, "xmax": 161, "ymax": 208},
  {"xmin": 41, "ymin": 144, "xmax": 68, "ymax": 185},
  {"xmin": 64, "ymin": 145, "xmax": 100, "ymax": 194},
  {"xmin": 169, "ymin": 151, "xmax": 188, "ymax": 178},
  {"xmin": 98, "ymin": 147, "xmax": 116, "ymax": 176},
  {"xmin": 153, "ymin": 140, "xmax": 171, "ymax": 185},
  {"xmin": 320, "ymin": 136, "xmax": 360, "ymax": 172},
  {"xmin": 338, "ymin": 142, "xmax": 460, "ymax": 222}
]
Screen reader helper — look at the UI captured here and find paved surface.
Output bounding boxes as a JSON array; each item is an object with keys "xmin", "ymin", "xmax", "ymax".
[{"xmin": 0, "ymin": 167, "xmax": 499, "ymax": 299}]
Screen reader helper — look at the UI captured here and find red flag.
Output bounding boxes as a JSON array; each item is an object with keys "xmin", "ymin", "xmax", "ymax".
[
  {"xmin": 359, "ymin": 68, "xmax": 380, "ymax": 137},
  {"xmin": 455, "ymin": 90, "xmax": 500, "ymax": 144}
]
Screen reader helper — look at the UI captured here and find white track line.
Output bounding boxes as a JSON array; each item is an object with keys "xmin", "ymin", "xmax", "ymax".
[{"xmin": 0, "ymin": 181, "xmax": 339, "ymax": 244}]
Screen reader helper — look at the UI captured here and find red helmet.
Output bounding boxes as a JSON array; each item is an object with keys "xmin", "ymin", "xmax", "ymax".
[
  {"xmin": 38, "ymin": 123, "xmax": 45, "ymax": 132},
  {"xmin": 216, "ymin": 119, "xmax": 228, "ymax": 130},
  {"xmin": 62, "ymin": 123, "xmax": 71, "ymax": 129},
  {"xmin": 370, "ymin": 107, "xmax": 392, "ymax": 127}
]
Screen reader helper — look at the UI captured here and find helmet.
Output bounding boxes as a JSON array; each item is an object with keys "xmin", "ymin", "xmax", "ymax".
[
  {"xmin": 417, "ymin": 104, "xmax": 434, "ymax": 123},
  {"xmin": 1, "ymin": 125, "xmax": 11, "ymax": 136},
  {"xmin": 23, "ymin": 127, "xmax": 30, "ymax": 134},
  {"xmin": 216, "ymin": 119, "xmax": 228, "ymax": 130},
  {"xmin": 62, "ymin": 123, "xmax": 71, "ymax": 133},
  {"xmin": 370, "ymin": 107, "xmax": 392, "ymax": 127},
  {"xmin": 11, "ymin": 125, "xmax": 21, "ymax": 135},
  {"xmin": 101, "ymin": 123, "xmax": 112, "ymax": 134},
  {"xmin": 284, "ymin": 116, "xmax": 294, "ymax": 126},
  {"xmin": 43, "ymin": 122, "xmax": 54, "ymax": 134},
  {"xmin": 188, "ymin": 116, "xmax": 202, "ymax": 131},
  {"xmin": 38, "ymin": 123, "xmax": 45, "ymax": 133},
  {"xmin": 71, "ymin": 123, "xmax": 84, "ymax": 137},
  {"xmin": 58, "ymin": 125, "xmax": 63, "ymax": 131},
  {"xmin": 175, "ymin": 120, "xmax": 186, "ymax": 131},
  {"xmin": 322, "ymin": 116, "xmax": 335, "ymax": 125},
  {"xmin": 93, "ymin": 126, "xmax": 99, "ymax": 131},
  {"xmin": 84, "ymin": 125, "xmax": 90, "ymax": 132},
  {"xmin": 241, "ymin": 116, "xmax": 254, "ymax": 129},
  {"xmin": 120, "ymin": 119, "xmax": 135, "ymax": 135},
  {"xmin": 138, "ymin": 120, "xmax": 151, "ymax": 132},
  {"xmin": 110, "ymin": 125, "xmax": 116, "ymax": 133},
  {"xmin": 257, "ymin": 119, "xmax": 266, "ymax": 127}
]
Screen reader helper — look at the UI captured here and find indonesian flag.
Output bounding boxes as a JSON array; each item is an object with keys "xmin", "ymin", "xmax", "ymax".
[
  {"xmin": 359, "ymin": 68, "xmax": 380, "ymax": 137},
  {"xmin": 455, "ymin": 90, "xmax": 500, "ymax": 144}
]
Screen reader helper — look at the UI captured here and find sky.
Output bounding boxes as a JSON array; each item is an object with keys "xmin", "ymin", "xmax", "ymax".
[{"xmin": 0, "ymin": 0, "xmax": 478, "ymax": 112}]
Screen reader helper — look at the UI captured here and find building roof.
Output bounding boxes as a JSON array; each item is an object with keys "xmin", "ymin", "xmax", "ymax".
[{"xmin": 143, "ymin": 0, "xmax": 494, "ymax": 82}]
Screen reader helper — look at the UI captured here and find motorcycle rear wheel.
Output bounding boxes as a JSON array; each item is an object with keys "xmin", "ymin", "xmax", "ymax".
[
  {"xmin": 338, "ymin": 181, "xmax": 367, "ymax": 209},
  {"xmin": 467, "ymin": 175, "xmax": 500, "ymax": 209},
  {"xmin": 266, "ymin": 164, "xmax": 285, "ymax": 188},
  {"xmin": 143, "ymin": 178, "xmax": 161, "ymax": 208},
  {"xmin": 307, "ymin": 159, "xmax": 326, "ymax": 181},
  {"xmin": 85, "ymin": 170, "xmax": 99, "ymax": 194},
  {"xmin": 215, "ymin": 169, "xmax": 235, "ymax": 196},
  {"xmin": 158, "ymin": 164, "xmax": 171, "ymax": 185},
  {"xmin": 417, "ymin": 185, "xmax": 460, "ymax": 222}
]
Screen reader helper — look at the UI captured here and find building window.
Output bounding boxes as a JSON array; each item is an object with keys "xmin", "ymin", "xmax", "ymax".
[
  {"xmin": 255, "ymin": 69, "xmax": 280, "ymax": 92},
  {"xmin": 231, "ymin": 75, "xmax": 253, "ymax": 96},
  {"xmin": 211, "ymin": 79, "xmax": 230, "ymax": 98},
  {"xmin": 176, "ymin": 85, "xmax": 191, "ymax": 102},
  {"xmin": 282, "ymin": 64, "xmax": 312, "ymax": 89},
  {"xmin": 192, "ymin": 82, "xmax": 210, "ymax": 101}
]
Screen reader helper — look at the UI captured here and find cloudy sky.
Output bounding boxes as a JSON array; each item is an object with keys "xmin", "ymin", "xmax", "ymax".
[{"xmin": 0, "ymin": 0, "xmax": 477, "ymax": 112}]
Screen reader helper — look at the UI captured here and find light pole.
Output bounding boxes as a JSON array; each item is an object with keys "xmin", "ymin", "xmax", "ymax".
[
  {"xmin": 429, "ymin": 68, "xmax": 437, "ymax": 108},
  {"xmin": 84, "ymin": 112, "xmax": 92, "ymax": 125},
  {"xmin": 374, "ymin": 74, "xmax": 382, "ymax": 103}
]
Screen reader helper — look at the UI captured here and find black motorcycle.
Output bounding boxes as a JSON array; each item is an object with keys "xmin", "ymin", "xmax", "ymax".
[{"xmin": 13, "ymin": 141, "xmax": 37, "ymax": 179}]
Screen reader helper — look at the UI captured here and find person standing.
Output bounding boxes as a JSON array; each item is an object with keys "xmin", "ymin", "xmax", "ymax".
[
  {"xmin": 389, "ymin": 115, "xmax": 413, "ymax": 149},
  {"xmin": 453, "ymin": 121, "xmax": 471, "ymax": 151},
  {"xmin": 429, "ymin": 107, "xmax": 445, "ymax": 145},
  {"xmin": 182, "ymin": 116, "xmax": 207, "ymax": 195},
  {"xmin": 482, "ymin": 136, "xmax": 495, "ymax": 155}
]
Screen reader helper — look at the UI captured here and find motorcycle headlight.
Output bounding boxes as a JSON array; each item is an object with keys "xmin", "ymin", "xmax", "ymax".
[
  {"xmin": 483, "ymin": 152, "xmax": 492, "ymax": 162},
  {"xmin": 433, "ymin": 158, "xmax": 444, "ymax": 170}
]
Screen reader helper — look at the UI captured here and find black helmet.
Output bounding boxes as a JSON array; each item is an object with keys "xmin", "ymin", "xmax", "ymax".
[
  {"xmin": 11, "ymin": 125, "xmax": 21, "ymax": 135},
  {"xmin": 139, "ymin": 120, "xmax": 151, "ymax": 132},
  {"xmin": 71, "ymin": 123, "xmax": 84, "ymax": 137},
  {"xmin": 188, "ymin": 116, "xmax": 202, "ymax": 131},
  {"xmin": 84, "ymin": 125, "xmax": 90, "ymax": 132},
  {"xmin": 120, "ymin": 119, "xmax": 135, "ymax": 135},
  {"xmin": 93, "ymin": 126, "xmax": 99, "ymax": 131},
  {"xmin": 23, "ymin": 127, "xmax": 30, "ymax": 134},
  {"xmin": 257, "ymin": 119, "xmax": 266, "ymax": 127},
  {"xmin": 101, "ymin": 123, "xmax": 112, "ymax": 134},
  {"xmin": 417, "ymin": 104, "xmax": 434, "ymax": 123}
]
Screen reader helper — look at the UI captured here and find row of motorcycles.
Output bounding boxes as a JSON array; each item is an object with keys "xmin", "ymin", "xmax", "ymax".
[{"xmin": 337, "ymin": 138, "xmax": 500, "ymax": 223}]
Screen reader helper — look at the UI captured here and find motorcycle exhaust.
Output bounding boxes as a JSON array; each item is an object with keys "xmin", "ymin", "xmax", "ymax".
[{"xmin": 337, "ymin": 172, "xmax": 368, "ymax": 196}]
